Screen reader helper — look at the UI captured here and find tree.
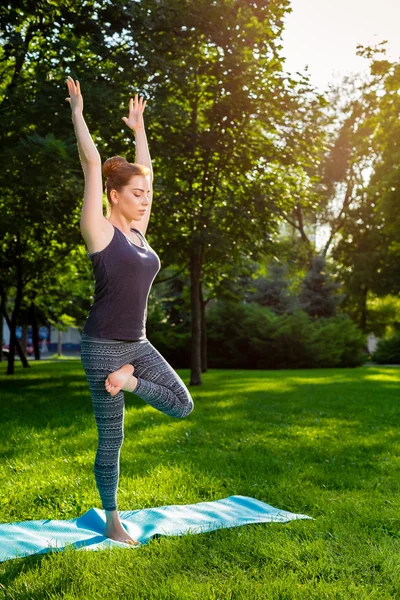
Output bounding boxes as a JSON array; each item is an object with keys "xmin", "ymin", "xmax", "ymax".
[
  {"xmin": 0, "ymin": 0, "xmax": 326, "ymax": 383},
  {"xmin": 125, "ymin": 0, "xmax": 326, "ymax": 384},
  {"xmin": 247, "ymin": 262, "xmax": 294, "ymax": 315},
  {"xmin": 298, "ymin": 255, "xmax": 342, "ymax": 318},
  {"xmin": 329, "ymin": 50, "xmax": 400, "ymax": 329}
]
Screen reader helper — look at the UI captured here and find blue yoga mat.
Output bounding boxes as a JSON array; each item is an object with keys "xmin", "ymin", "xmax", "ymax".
[{"xmin": 0, "ymin": 495, "xmax": 313, "ymax": 562}]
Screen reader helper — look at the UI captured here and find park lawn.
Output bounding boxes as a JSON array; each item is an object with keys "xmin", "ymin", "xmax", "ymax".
[{"xmin": 0, "ymin": 360, "xmax": 400, "ymax": 599}]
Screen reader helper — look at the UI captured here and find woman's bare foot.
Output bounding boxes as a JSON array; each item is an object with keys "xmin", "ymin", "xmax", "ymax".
[
  {"xmin": 104, "ymin": 523, "xmax": 140, "ymax": 546},
  {"xmin": 105, "ymin": 364, "xmax": 137, "ymax": 397}
]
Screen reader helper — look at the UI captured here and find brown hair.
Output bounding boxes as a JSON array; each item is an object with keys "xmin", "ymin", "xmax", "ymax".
[{"xmin": 102, "ymin": 156, "xmax": 151, "ymax": 217}]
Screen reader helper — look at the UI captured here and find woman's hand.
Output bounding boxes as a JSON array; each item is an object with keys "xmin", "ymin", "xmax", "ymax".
[
  {"xmin": 122, "ymin": 94, "xmax": 147, "ymax": 131},
  {"xmin": 65, "ymin": 76, "xmax": 83, "ymax": 114}
]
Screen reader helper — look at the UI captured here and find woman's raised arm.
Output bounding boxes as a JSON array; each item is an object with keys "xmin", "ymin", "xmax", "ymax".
[
  {"xmin": 66, "ymin": 77, "xmax": 101, "ymax": 167},
  {"xmin": 122, "ymin": 95, "xmax": 153, "ymax": 180},
  {"xmin": 66, "ymin": 76, "xmax": 104, "ymax": 227}
]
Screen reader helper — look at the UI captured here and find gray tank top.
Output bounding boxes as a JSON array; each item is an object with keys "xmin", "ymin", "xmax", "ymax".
[{"xmin": 82, "ymin": 224, "xmax": 161, "ymax": 340}]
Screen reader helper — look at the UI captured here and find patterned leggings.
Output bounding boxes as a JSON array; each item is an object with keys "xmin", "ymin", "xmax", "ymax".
[{"xmin": 80, "ymin": 332, "xmax": 194, "ymax": 511}]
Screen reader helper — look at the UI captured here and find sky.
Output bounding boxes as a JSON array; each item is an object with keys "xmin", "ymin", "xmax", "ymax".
[{"xmin": 281, "ymin": 0, "xmax": 400, "ymax": 91}]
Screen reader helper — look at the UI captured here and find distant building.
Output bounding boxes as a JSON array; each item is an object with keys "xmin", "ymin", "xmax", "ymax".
[{"xmin": 2, "ymin": 319, "xmax": 81, "ymax": 356}]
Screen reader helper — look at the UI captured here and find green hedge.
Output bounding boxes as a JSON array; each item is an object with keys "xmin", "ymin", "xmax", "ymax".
[
  {"xmin": 372, "ymin": 331, "xmax": 400, "ymax": 364},
  {"xmin": 206, "ymin": 301, "xmax": 366, "ymax": 369}
]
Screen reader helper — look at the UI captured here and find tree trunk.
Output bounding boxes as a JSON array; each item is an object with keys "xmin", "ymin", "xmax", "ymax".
[
  {"xmin": 0, "ymin": 310, "xmax": 3, "ymax": 362},
  {"xmin": 30, "ymin": 300, "xmax": 41, "ymax": 360},
  {"xmin": 360, "ymin": 286, "xmax": 368, "ymax": 332},
  {"xmin": 190, "ymin": 244, "xmax": 203, "ymax": 386},
  {"xmin": 200, "ymin": 284, "xmax": 208, "ymax": 373},
  {"xmin": 7, "ymin": 267, "xmax": 30, "ymax": 374},
  {"xmin": 1, "ymin": 293, "xmax": 30, "ymax": 372}
]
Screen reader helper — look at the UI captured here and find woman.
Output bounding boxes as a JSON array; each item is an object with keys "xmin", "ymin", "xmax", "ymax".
[{"xmin": 66, "ymin": 77, "xmax": 194, "ymax": 546}]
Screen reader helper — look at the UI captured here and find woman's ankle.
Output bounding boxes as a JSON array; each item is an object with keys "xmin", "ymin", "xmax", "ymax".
[
  {"xmin": 105, "ymin": 509, "xmax": 120, "ymax": 522},
  {"xmin": 124, "ymin": 375, "xmax": 139, "ymax": 393}
]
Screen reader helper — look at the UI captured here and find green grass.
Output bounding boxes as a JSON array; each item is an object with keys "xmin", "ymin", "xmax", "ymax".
[{"xmin": 1, "ymin": 360, "xmax": 400, "ymax": 599}]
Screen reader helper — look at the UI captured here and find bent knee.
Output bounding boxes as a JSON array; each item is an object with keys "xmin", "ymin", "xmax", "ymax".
[{"xmin": 176, "ymin": 394, "xmax": 194, "ymax": 418}]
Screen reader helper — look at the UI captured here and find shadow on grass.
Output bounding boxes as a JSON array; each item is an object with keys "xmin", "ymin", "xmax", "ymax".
[
  {"xmin": 1, "ymin": 362, "xmax": 399, "ymax": 450},
  {"xmin": 1, "ymin": 363, "xmax": 400, "ymax": 509},
  {"xmin": 1, "ymin": 364, "xmax": 400, "ymax": 592}
]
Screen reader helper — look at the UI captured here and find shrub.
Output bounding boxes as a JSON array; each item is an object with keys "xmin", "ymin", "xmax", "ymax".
[
  {"xmin": 310, "ymin": 315, "xmax": 366, "ymax": 368},
  {"xmin": 267, "ymin": 309, "xmax": 315, "ymax": 369},
  {"xmin": 372, "ymin": 331, "xmax": 400, "ymax": 364},
  {"xmin": 206, "ymin": 300, "xmax": 366, "ymax": 369}
]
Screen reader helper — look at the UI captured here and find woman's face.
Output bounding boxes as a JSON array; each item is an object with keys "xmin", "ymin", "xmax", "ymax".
[{"xmin": 112, "ymin": 175, "xmax": 151, "ymax": 221}]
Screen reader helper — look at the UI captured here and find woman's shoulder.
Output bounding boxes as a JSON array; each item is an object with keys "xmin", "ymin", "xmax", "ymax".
[{"xmin": 81, "ymin": 217, "xmax": 115, "ymax": 256}]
